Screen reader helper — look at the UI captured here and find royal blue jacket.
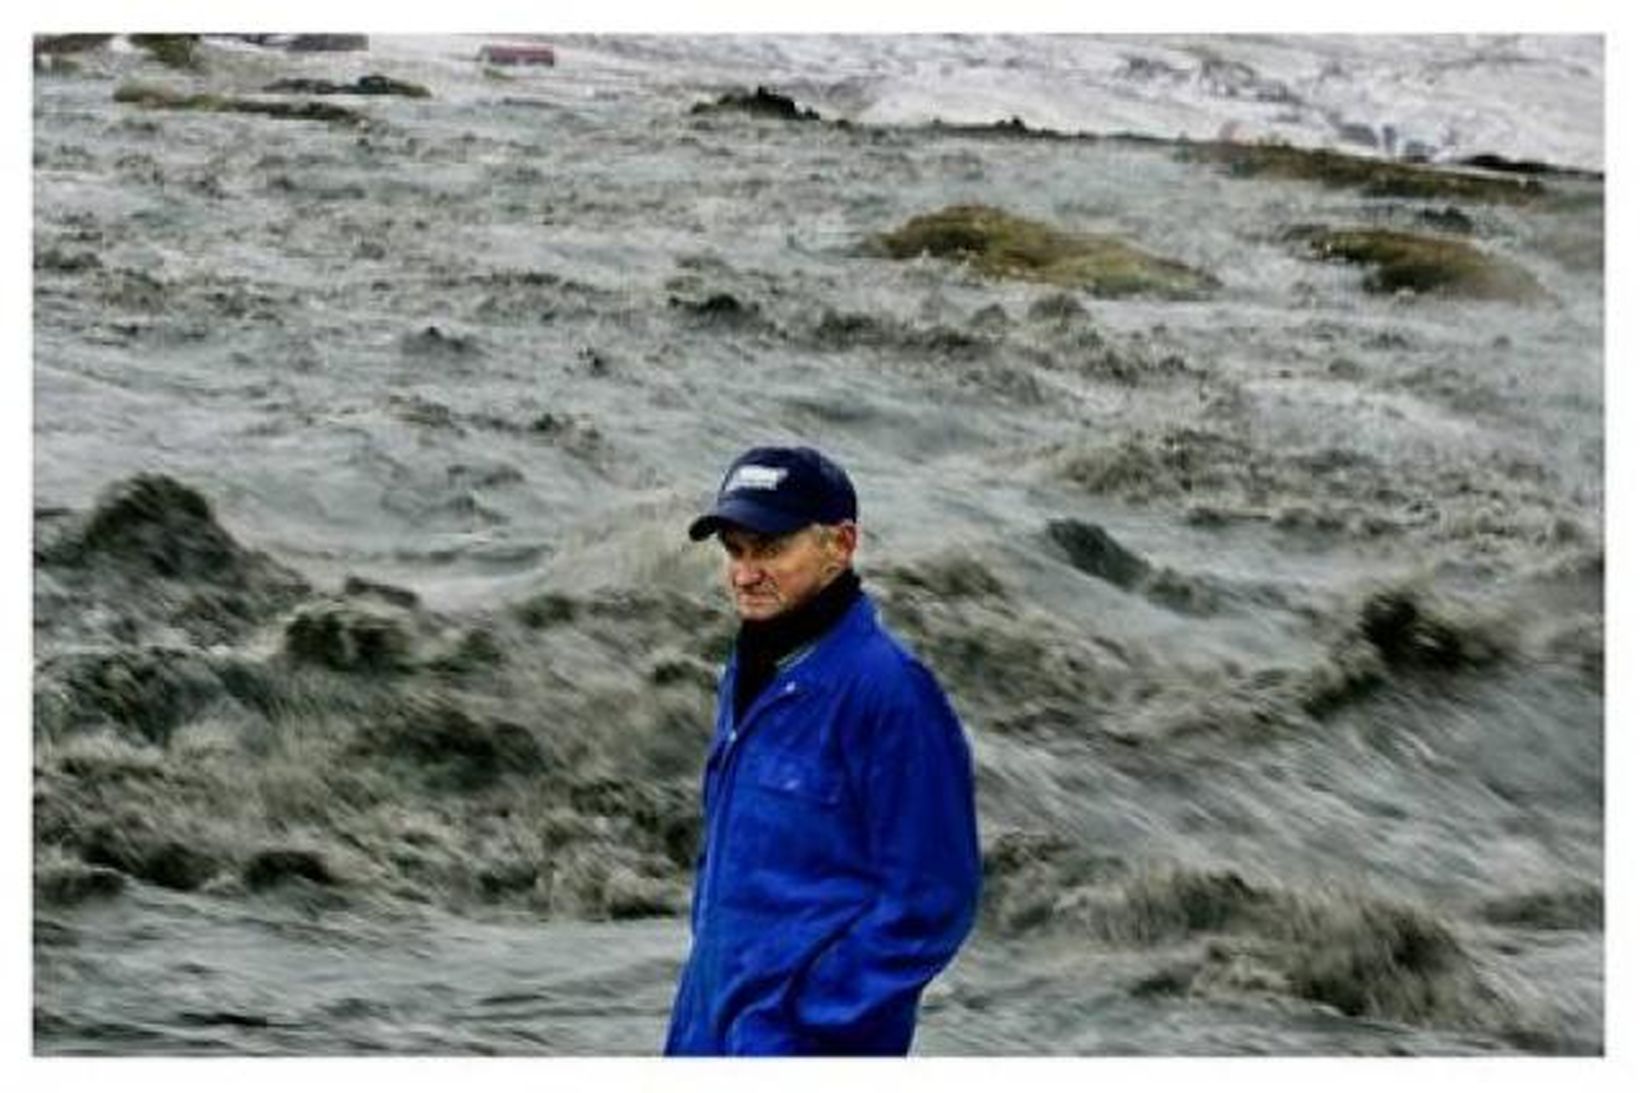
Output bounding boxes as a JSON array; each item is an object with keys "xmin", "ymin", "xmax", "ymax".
[{"xmin": 664, "ymin": 593, "xmax": 981, "ymax": 1056}]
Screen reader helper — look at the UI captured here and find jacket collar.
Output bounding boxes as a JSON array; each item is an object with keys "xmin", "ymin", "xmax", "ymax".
[{"xmin": 721, "ymin": 593, "xmax": 878, "ymax": 702}]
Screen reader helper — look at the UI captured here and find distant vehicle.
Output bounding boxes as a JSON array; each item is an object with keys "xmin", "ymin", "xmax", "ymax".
[{"xmin": 478, "ymin": 44, "xmax": 556, "ymax": 67}]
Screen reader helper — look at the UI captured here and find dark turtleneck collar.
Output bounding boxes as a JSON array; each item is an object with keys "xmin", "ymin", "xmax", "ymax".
[{"xmin": 732, "ymin": 569, "xmax": 861, "ymax": 724}]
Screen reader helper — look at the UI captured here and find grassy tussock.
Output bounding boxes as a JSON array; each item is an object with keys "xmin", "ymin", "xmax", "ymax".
[
  {"xmin": 114, "ymin": 83, "xmax": 366, "ymax": 126},
  {"xmin": 1291, "ymin": 226, "xmax": 1547, "ymax": 302},
  {"xmin": 871, "ymin": 204, "xmax": 1219, "ymax": 299},
  {"xmin": 1183, "ymin": 140, "xmax": 1546, "ymax": 205}
]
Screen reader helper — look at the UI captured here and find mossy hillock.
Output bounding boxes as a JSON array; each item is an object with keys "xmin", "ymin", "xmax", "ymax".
[
  {"xmin": 114, "ymin": 83, "xmax": 367, "ymax": 126},
  {"xmin": 869, "ymin": 204, "xmax": 1218, "ymax": 299},
  {"xmin": 988, "ymin": 855, "xmax": 1516, "ymax": 1032},
  {"xmin": 1288, "ymin": 225, "xmax": 1547, "ymax": 302},
  {"xmin": 34, "ymin": 474, "xmax": 312, "ymax": 647},
  {"xmin": 130, "ymin": 34, "xmax": 202, "ymax": 71},
  {"xmin": 1181, "ymin": 140, "xmax": 1547, "ymax": 205}
]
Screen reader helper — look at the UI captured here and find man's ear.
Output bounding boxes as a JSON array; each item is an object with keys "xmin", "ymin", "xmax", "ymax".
[{"xmin": 829, "ymin": 521, "xmax": 859, "ymax": 566}]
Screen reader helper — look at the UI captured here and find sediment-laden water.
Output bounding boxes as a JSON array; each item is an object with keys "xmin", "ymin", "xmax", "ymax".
[{"xmin": 33, "ymin": 34, "xmax": 1603, "ymax": 1055}]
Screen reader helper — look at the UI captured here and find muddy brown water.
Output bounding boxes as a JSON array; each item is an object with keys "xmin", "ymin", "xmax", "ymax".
[{"xmin": 33, "ymin": 35, "xmax": 1602, "ymax": 1055}]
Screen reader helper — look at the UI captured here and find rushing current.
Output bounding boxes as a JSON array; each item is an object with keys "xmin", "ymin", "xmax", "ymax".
[{"xmin": 32, "ymin": 33, "xmax": 1603, "ymax": 1055}]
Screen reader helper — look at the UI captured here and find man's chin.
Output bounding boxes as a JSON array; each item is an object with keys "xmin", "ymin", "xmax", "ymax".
[{"xmin": 734, "ymin": 599, "xmax": 785, "ymax": 621}]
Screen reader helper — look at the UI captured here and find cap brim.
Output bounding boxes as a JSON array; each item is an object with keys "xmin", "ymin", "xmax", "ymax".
[{"xmin": 687, "ymin": 497, "xmax": 810, "ymax": 541}]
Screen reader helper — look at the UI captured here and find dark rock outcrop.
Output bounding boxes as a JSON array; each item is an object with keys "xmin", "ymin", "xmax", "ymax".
[
  {"xmin": 691, "ymin": 86, "xmax": 821, "ymax": 122},
  {"xmin": 263, "ymin": 74, "xmax": 430, "ymax": 99}
]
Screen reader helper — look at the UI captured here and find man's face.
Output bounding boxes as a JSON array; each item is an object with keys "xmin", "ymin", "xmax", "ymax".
[{"xmin": 718, "ymin": 523, "xmax": 856, "ymax": 622}]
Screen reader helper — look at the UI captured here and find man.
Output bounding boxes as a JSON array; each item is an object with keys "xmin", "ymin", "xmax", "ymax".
[{"xmin": 664, "ymin": 445, "xmax": 981, "ymax": 1056}]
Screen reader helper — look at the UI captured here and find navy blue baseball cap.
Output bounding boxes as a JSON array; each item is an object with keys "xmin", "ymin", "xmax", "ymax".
[{"xmin": 688, "ymin": 446, "xmax": 858, "ymax": 541}]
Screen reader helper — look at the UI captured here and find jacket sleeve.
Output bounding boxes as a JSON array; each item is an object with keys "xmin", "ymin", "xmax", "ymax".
[{"xmin": 784, "ymin": 662, "xmax": 981, "ymax": 1044}]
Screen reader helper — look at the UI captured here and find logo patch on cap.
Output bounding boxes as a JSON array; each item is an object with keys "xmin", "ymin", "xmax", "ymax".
[{"xmin": 724, "ymin": 464, "xmax": 788, "ymax": 493}]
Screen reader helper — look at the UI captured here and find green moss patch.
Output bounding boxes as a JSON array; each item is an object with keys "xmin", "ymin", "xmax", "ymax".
[
  {"xmin": 114, "ymin": 83, "xmax": 367, "ymax": 125},
  {"xmin": 1289, "ymin": 226, "xmax": 1546, "ymax": 301},
  {"xmin": 871, "ymin": 204, "xmax": 1217, "ymax": 299},
  {"xmin": 1183, "ymin": 141, "xmax": 1546, "ymax": 205},
  {"xmin": 130, "ymin": 34, "xmax": 202, "ymax": 71}
]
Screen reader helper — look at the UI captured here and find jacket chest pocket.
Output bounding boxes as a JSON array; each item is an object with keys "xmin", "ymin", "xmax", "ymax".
[
  {"xmin": 723, "ymin": 744, "xmax": 858, "ymax": 889},
  {"xmin": 743, "ymin": 749, "xmax": 844, "ymax": 807}
]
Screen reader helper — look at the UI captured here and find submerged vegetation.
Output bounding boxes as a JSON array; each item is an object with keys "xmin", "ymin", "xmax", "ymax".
[
  {"xmin": 33, "ymin": 34, "xmax": 115, "ymax": 56},
  {"xmin": 113, "ymin": 83, "xmax": 368, "ymax": 125},
  {"xmin": 1288, "ymin": 225, "xmax": 1547, "ymax": 301},
  {"xmin": 1180, "ymin": 140, "xmax": 1548, "ymax": 205},
  {"xmin": 983, "ymin": 854, "xmax": 1516, "ymax": 1033},
  {"xmin": 129, "ymin": 34, "xmax": 202, "ymax": 71},
  {"xmin": 870, "ymin": 204, "xmax": 1218, "ymax": 299}
]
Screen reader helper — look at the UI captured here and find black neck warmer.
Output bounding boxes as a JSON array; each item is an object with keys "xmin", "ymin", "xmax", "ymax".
[{"xmin": 733, "ymin": 569, "xmax": 862, "ymax": 725}]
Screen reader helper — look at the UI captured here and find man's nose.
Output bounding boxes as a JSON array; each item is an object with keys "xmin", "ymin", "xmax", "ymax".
[{"xmin": 729, "ymin": 559, "xmax": 763, "ymax": 587}]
